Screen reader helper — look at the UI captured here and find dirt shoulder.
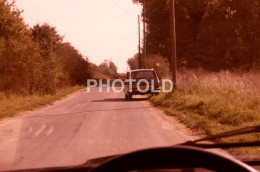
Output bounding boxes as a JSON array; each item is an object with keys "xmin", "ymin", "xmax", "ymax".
[{"xmin": 141, "ymin": 98, "xmax": 233, "ymax": 158}]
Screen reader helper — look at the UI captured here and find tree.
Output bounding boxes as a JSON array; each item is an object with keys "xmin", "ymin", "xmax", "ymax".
[
  {"xmin": 127, "ymin": 54, "xmax": 139, "ymax": 70},
  {"xmin": 0, "ymin": 0, "xmax": 42, "ymax": 94},
  {"xmin": 31, "ymin": 24, "xmax": 64, "ymax": 94},
  {"xmin": 97, "ymin": 60, "xmax": 118, "ymax": 79},
  {"xmin": 127, "ymin": 54, "xmax": 170, "ymax": 79},
  {"xmin": 55, "ymin": 42, "xmax": 91, "ymax": 85},
  {"xmin": 133, "ymin": 0, "xmax": 260, "ymax": 71},
  {"xmin": 0, "ymin": 1, "xmax": 92, "ymax": 95}
]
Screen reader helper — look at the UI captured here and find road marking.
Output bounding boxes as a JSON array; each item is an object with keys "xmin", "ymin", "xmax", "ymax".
[
  {"xmin": 45, "ymin": 126, "xmax": 54, "ymax": 136},
  {"xmin": 28, "ymin": 127, "xmax": 33, "ymax": 132},
  {"xmin": 33, "ymin": 123, "xmax": 46, "ymax": 137}
]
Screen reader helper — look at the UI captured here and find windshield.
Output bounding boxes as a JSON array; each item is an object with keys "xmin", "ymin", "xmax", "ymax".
[{"xmin": 0, "ymin": 0, "xmax": 260, "ymax": 171}]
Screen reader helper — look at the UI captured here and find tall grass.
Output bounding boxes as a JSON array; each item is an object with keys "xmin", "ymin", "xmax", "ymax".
[
  {"xmin": 177, "ymin": 69, "xmax": 260, "ymax": 96},
  {"xmin": 151, "ymin": 69, "xmax": 260, "ymax": 158}
]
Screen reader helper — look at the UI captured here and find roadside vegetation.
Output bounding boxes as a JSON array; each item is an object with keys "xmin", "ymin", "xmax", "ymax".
[
  {"xmin": 150, "ymin": 70, "xmax": 260, "ymax": 158},
  {"xmin": 127, "ymin": 54, "xmax": 260, "ymax": 157},
  {"xmin": 0, "ymin": 1, "xmax": 119, "ymax": 120},
  {"xmin": 90, "ymin": 60, "xmax": 119, "ymax": 79},
  {"xmin": 0, "ymin": 85, "xmax": 84, "ymax": 120},
  {"xmin": 127, "ymin": 54, "xmax": 170, "ymax": 80},
  {"xmin": 129, "ymin": 0, "xmax": 260, "ymax": 158},
  {"xmin": 0, "ymin": 1, "xmax": 91, "ymax": 95}
]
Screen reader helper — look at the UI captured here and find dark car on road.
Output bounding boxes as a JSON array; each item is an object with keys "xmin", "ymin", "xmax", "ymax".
[{"xmin": 124, "ymin": 69, "xmax": 160, "ymax": 100}]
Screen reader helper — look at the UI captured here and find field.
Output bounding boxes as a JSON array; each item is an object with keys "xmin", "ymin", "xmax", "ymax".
[{"xmin": 150, "ymin": 69, "xmax": 260, "ymax": 158}]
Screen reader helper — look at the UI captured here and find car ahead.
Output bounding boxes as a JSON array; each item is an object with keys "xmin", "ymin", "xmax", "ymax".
[{"xmin": 124, "ymin": 69, "xmax": 161, "ymax": 100}]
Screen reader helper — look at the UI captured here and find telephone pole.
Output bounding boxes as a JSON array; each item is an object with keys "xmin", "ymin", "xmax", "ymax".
[
  {"xmin": 170, "ymin": 0, "xmax": 177, "ymax": 87},
  {"xmin": 143, "ymin": 0, "xmax": 146, "ymax": 64},
  {"xmin": 138, "ymin": 15, "xmax": 141, "ymax": 69}
]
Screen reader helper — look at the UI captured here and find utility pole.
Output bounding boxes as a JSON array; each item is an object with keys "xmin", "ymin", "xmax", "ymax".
[
  {"xmin": 138, "ymin": 15, "xmax": 141, "ymax": 69},
  {"xmin": 143, "ymin": 0, "xmax": 146, "ymax": 66},
  {"xmin": 170, "ymin": 0, "xmax": 177, "ymax": 87}
]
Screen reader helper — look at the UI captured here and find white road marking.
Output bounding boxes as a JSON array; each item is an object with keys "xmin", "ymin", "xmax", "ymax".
[
  {"xmin": 72, "ymin": 104, "xmax": 80, "ymax": 110},
  {"xmin": 33, "ymin": 124, "xmax": 46, "ymax": 137},
  {"xmin": 45, "ymin": 126, "xmax": 54, "ymax": 136}
]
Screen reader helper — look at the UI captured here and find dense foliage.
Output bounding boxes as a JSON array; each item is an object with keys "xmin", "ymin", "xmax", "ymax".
[
  {"xmin": 127, "ymin": 54, "xmax": 170, "ymax": 79},
  {"xmin": 90, "ymin": 60, "xmax": 118, "ymax": 79},
  {"xmin": 127, "ymin": 54, "xmax": 139, "ymax": 70},
  {"xmin": 133, "ymin": 0, "xmax": 260, "ymax": 71},
  {"xmin": 0, "ymin": 0, "xmax": 91, "ymax": 95}
]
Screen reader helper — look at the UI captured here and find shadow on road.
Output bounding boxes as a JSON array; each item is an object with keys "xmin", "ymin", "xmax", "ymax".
[
  {"xmin": 92, "ymin": 98, "xmax": 126, "ymax": 102},
  {"xmin": 91, "ymin": 97, "xmax": 150, "ymax": 102}
]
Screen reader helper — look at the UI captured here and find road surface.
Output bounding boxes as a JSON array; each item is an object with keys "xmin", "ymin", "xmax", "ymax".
[{"xmin": 0, "ymin": 88, "xmax": 194, "ymax": 171}]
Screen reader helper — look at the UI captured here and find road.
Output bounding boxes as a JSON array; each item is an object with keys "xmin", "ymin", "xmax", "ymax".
[{"xmin": 0, "ymin": 87, "xmax": 193, "ymax": 171}]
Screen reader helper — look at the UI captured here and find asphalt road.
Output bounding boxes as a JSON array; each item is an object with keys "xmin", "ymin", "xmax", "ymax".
[{"xmin": 0, "ymin": 88, "xmax": 192, "ymax": 171}]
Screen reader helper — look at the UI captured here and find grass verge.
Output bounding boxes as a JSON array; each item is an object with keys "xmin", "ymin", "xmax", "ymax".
[
  {"xmin": 0, "ymin": 85, "xmax": 84, "ymax": 120},
  {"xmin": 150, "ymin": 69, "xmax": 260, "ymax": 158}
]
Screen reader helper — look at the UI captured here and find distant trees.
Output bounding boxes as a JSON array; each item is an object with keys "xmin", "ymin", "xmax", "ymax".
[
  {"xmin": 133, "ymin": 0, "xmax": 260, "ymax": 71},
  {"xmin": 0, "ymin": 0, "xmax": 91, "ymax": 95},
  {"xmin": 90, "ymin": 59, "xmax": 118, "ymax": 79}
]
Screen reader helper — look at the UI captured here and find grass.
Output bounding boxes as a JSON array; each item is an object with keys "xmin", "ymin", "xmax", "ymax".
[
  {"xmin": 150, "ymin": 69, "xmax": 260, "ymax": 158},
  {"xmin": 0, "ymin": 85, "xmax": 84, "ymax": 120}
]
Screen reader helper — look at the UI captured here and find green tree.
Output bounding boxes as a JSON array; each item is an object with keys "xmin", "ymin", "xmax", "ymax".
[
  {"xmin": 98, "ymin": 60, "xmax": 118, "ymax": 78},
  {"xmin": 31, "ymin": 24, "xmax": 64, "ymax": 94},
  {"xmin": 133, "ymin": 0, "xmax": 260, "ymax": 71},
  {"xmin": 127, "ymin": 54, "xmax": 170, "ymax": 79},
  {"xmin": 127, "ymin": 54, "xmax": 139, "ymax": 70},
  {"xmin": 0, "ymin": 0, "xmax": 43, "ymax": 94},
  {"xmin": 143, "ymin": 54, "xmax": 170, "ymax": 79},
  {"xmin": 55, "ymin": 42, "xmax": 91, "ymax": 85}
]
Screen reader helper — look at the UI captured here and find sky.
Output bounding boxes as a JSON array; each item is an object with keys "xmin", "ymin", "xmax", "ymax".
[{"xmin": 15, "ymin": 0, "xmax": 142, "ymax": 73}]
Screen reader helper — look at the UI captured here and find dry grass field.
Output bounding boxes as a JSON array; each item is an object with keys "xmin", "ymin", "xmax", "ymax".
[{"xmin": 150, "ymin": 69, "xmax": 260, "ymax": 158}]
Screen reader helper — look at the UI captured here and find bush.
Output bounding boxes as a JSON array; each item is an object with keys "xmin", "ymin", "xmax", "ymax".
[{"xmin": 142, "ymin": 54, "xmax": 171, "ymax": 79}]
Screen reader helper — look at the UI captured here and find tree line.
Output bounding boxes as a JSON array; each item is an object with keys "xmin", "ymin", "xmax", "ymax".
[
  {"xmin": 0, "ymin": 0, "xmax": 119, "ymax": 95},
  {"xmin": 133, "ymin": 0, "xmax": 260, "ymax": 71},
  {"xmin": 90, "ymin": 59, "xmax": 119, "ymax": 79}
]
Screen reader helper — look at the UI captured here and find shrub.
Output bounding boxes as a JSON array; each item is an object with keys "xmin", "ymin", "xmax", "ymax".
[{"xmin": 142, "ymin": 54, "xmax": 171, "ymax": 79}]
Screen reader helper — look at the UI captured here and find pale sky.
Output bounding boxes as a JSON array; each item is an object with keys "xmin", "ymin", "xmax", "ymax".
[{"xmin": 15, "ymin": 0, "xmax": 142, "ymax": 73}]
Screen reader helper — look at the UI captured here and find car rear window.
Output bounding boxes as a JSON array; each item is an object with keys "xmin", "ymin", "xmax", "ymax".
[{"xmin": 131, "ymin": 71, "xmax": 155, "ymax": 79}]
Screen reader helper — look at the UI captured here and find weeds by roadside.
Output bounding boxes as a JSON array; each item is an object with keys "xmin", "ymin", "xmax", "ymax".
[
  {"xmin": 150, "ymin": 69, "xmax": 260, "ymax": 158},
  {"xmin": 0, "ymin": 85, "xmax": 84, "ymax": 120}
]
